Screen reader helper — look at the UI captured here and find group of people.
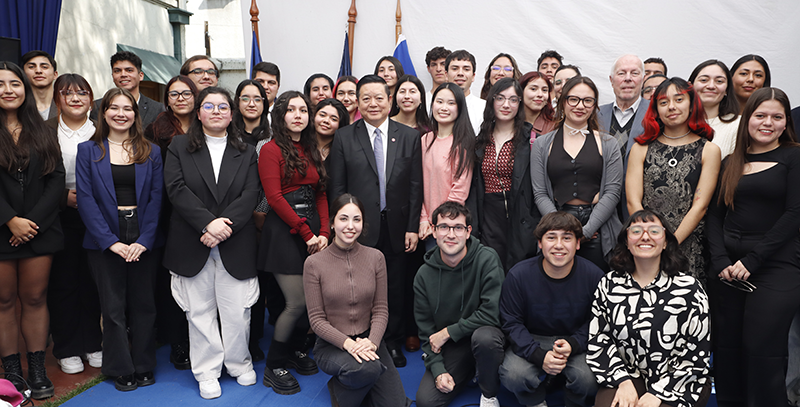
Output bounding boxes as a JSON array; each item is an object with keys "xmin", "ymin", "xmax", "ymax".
[{"xmin": 1, "ymin": 43, "xmax": 799, "ymax": 407}]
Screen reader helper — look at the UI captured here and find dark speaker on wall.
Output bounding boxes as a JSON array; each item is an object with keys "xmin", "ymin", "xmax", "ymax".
[{"xmin": 0, "ymin": 37, "xmax": 22, "ymax": 65}]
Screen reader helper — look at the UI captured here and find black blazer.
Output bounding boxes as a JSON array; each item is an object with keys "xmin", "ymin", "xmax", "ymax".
[
  {"xmin": 91, "ymin": 94, "xmax": 165, "ymax": 128},
  {"xmin": 468, "ymin": 122, "xmax": 540, "ymax": 271},
  {"xmin": 0, "ymin": 145, "xmax": 65, "ymax": 255},
  {"xmin": 328, "ymin": 119, "xmax": 423, "ymax": 253},
  {"xmin": 162, "ymin": 134, "xmax": 260, "ymax": 279}
]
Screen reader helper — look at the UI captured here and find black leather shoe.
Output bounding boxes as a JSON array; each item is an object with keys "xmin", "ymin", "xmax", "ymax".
[
  {"xmin": 170, "ymin": 342, "xmax": 191, "ymax": 370},
  {"xmin": 388, "ymin": 346, "xmax": 407, "ymax": 368},
  {"xmin": 114, "ymin": 374, "xmax": 138, "ymax": 392},
  {"xmin": 262, "ymin": 367, "xmax": 300, "ymax": 395},
  {"xmin": 135, "ymin": 371, "xmax": 155, "ymax": 387},
  {"xmin": 286, "ymin": 351, "xmax": 318, "ymax": 375},
  {"xmin": 27, "ymin": 351, "xmax": 54, "ymax": 399}
]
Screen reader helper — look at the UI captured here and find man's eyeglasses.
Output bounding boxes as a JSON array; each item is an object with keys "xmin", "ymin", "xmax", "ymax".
[
  {"xmin": 719, "ymin": 277, "xmax": 756, "ymax": 293},
  {"xmin": 434, "ymin": 224, "xmax": 468, "ymax": 236},
  {"xmin": 189, "ymin": 68, "xmax": 218, "ymax": 76}
]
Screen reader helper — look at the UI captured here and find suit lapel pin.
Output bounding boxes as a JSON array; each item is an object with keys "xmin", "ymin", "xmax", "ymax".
[{"xmin": 391, "ymin": 138, "xmax": 396, "ymax": 142}]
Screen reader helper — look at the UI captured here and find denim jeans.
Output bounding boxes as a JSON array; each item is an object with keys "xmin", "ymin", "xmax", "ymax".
[{"xmin": 499, "ymin": 335, "xmax": 597, "ymax": 407}]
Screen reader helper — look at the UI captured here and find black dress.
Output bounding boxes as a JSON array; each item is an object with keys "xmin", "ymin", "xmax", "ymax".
[
  {"xmin": 706, "ymin": 145, "xmax": 800, "ymax": 407},
  {"xmin": 0, "ymin": 149, "xmax": 65, "ymax": 259},
  {"xmin": 642, "ymin": 138, "xmax": 707, "ymax": 281}
]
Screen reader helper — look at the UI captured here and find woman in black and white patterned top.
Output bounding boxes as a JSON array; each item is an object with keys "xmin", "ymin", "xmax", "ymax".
[{"xmin": 587, "ymin": 209, "xmax": 711, "ymax": 407}]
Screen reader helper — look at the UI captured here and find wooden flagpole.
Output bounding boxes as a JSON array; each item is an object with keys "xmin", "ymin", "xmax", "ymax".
[
  {"xmin": 395, "ymin": 0, "xmax": 402, "ymax": 43},
  {"xmin": 348, "ymin": 0, "xmax": 357, "ymax": 66},
  {"xmin": 250, "ymin": 0, "xmax": 260, "ymax": 48}
]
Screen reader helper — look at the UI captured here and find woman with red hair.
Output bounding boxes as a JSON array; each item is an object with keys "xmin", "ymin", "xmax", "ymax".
[{"xmin": 625, "ymin": 77, "xmax": 721, "ymax": 279}]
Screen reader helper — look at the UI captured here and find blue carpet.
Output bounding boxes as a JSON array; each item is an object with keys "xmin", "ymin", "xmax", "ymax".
[{"xmin": 62, "ymin": 321, "xmax": 717, "ymax": 407}]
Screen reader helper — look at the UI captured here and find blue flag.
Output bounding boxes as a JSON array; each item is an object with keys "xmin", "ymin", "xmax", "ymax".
[
  {"xmin": 337, "ymin": 29, "xmax": 351, "ymax": 78},
  {"xmin": 250, "ymin": 30, "xmax": 262, "ymax": 77},
  {"xmin": 393, "ymin": 34, "xmax": 416, "ymax": 77}
]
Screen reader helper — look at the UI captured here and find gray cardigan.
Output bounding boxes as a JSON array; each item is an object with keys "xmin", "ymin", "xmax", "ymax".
[{"xmin": 530, "ymin": 128, "xmax": 624, "ymax": 257}]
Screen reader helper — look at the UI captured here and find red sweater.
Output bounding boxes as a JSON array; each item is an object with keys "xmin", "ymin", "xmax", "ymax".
[{"xmin": 258, "ymin": 140, "xmax": 329, "ymax": 241}]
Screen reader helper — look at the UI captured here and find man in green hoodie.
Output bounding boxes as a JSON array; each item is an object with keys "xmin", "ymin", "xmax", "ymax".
[{"xmin": 414, "ymin": 201, "xmax": 505, "ymax": 407}]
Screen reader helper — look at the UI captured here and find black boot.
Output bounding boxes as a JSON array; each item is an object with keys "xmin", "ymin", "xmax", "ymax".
[
  {"xmin": 27, "ymin": 351, "xmax": 54, "ymax": 399},
  {"xmin": 1, "ymin": 353, "xmax": 25, "ymax": 391}
]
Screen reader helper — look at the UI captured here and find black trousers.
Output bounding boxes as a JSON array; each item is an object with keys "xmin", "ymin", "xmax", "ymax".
[
  {"xmin": 48, "ymin": 207, "xmax": 102, "ymax": 359},
  {"xmin": 376, "ymin": 214, "xmax": 409, "ymax": 347},
  {"xmin": 416, "ymin": 326, "xmax": 505, "ymax": 407},
  {"xmin": 710, "ymin": 233, "xmax": 800, "ymax": 407},
  {"xmin": 87, "ymin": 210, "xmax": 158, "ymax": 377}
]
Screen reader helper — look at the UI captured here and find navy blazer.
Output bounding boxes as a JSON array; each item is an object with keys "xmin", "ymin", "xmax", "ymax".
[{"xmin": 75, "ymin": 139, "xmax": 163, "ymax": 251}]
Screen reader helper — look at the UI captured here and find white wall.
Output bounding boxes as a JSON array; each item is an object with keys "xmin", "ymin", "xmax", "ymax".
[
  {"xmin": 243, "ymin": 0, "xmax": 800, "ymax": 106},
  {"xmin": 185, "ymin": 0, "xmax": 246, "ymax": 59},
  {"xmin": 55, "ymin": 0, "xmax": 175, "ymax": 95}
]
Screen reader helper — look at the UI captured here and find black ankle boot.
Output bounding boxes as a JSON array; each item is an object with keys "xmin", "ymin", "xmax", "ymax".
[
  {"xmin": 27, "ymin": 351, "xmax": 54, "ymax": 399},
  {"xmin": 1, "ymin": 353, "xmax": 25, "ymax": 391}
]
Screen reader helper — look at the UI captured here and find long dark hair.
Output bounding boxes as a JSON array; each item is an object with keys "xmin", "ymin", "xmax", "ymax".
[
  {"xmin": 270, "ymin": 91, "xmax": 326, "ymax": 189},
  {"xmin": 717, "ymin": 87, "xmax": 797, "ymax": 208},
  {"xmin": 476, "ymin": 78, "xmax": 527, "ymax": 153},
  {"xmin": 329, "ymin": 193, "xmax": 367, "ymax": 241},
  {"xmin": 232, "ymin": 79, "xmax": 270, "ymax": 143},
  {"xmin": 731, "ymin": 54, "xmax": 771, "ymax": 88},
  {"xmin": 93, "ymin": 88, "xmax": 153, "ymax": 164},
  {"xmin": 390, "ymin": 74, "xmax": 430, "ymax": 131},
  {"xmin": 186, "ymin": 87, "xmax": 247, "ymax": 154},
  {"xmin": 554, "ymin": 76, "xmax": 600, "ymax": 133},
  {"xmin": 147, "ymin": 75, "xmax": 197, "ymax": 144},
  {"xmin": 609, "ymin": 209, "xmax": 688, "ymax": 277},
  {"xmin": 479, "ymin": 53, "xmax": 522, "ymax": 99},
  {"xmin": 429, "ymin": 83, "xmax": 474, "ymax": 179},
  {"xmin": 638, "ymin": 77, "xmax": 714, "ymax": 144},
  {"xmin": 374, "ymin": 56, "xmax": 404, "ymax": 93},
  {"xmin": 0, "ymin": 62, "xmax": 61, "ymax": 176},
  {"xmin": 688, "ymin": 59, "xmax": 739, "ymax": 123}
]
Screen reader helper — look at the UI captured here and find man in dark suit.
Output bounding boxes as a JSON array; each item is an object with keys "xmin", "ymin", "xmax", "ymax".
[
  {"xmin": 90, "ymin": 51, "xmax": 164, "ymax": 128},
  {"xmin": 597, "ymin": 54, "xmax": 649, "ymax": 220},
  {"xmin": 327, "ymin": 75, "xmax": 423, "ymax": 367}
]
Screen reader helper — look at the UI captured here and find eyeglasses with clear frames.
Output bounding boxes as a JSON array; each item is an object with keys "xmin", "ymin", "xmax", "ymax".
[
  {"xmin": 239, "ymin": 96, "xmax": 264, "ymax": 104},
  {"xmin": 201, "ymin": 102, "xmax": 230, "ymax": 114},
  {"xmin": 168, "ymin": 90, "xmax": 194, "ymax": 100},
  {"xmin": 627, "ymin": 225, "xmax": 665, "ymax": 238},
  {"xmin": 493, "ymin": 94, "xmax": 520, "ymax": 106},
  {"xmin": 434, "ymin": 224, "xmax": 468, "ymax": 236},
  {"xmin": 59, "ymin": 89, "xmax": 90, "ymax": 98},
  {"xmin": 565, "ymin": 96, "xmax": 596, "ymax": 108},
  {"xmin": 491, "ymin": 66, "xmax": 514, "ymax": 72}
]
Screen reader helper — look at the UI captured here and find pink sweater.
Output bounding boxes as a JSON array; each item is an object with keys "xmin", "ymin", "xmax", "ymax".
[{"xmin": 420, "ymin": 132, "xmax": 473, "ymax": 223}]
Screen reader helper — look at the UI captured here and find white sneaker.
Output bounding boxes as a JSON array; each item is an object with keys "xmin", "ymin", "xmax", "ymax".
[
  {"xmin": 199, "ymin": 379, "xmax": 221, "ymax": 399},
  {"xmin": 236, "ymin": 369, "xmax": 257, "ymax": 386},
  {"xmin": 57, "ymin": 356, "xmax": 84, "ymax": 374},
  {"xmin": 84, "ymin": 351, "xmax": 103, "ymax": 368},
  {"xmin": 480, "ymin": 394, "xmax": 500, "ymax": 407}
]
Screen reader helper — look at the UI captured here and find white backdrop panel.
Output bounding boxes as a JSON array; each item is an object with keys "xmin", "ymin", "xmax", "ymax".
[{"xmin": 242, "ymin": 0, "xmax": 800, "ymax": 106}]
